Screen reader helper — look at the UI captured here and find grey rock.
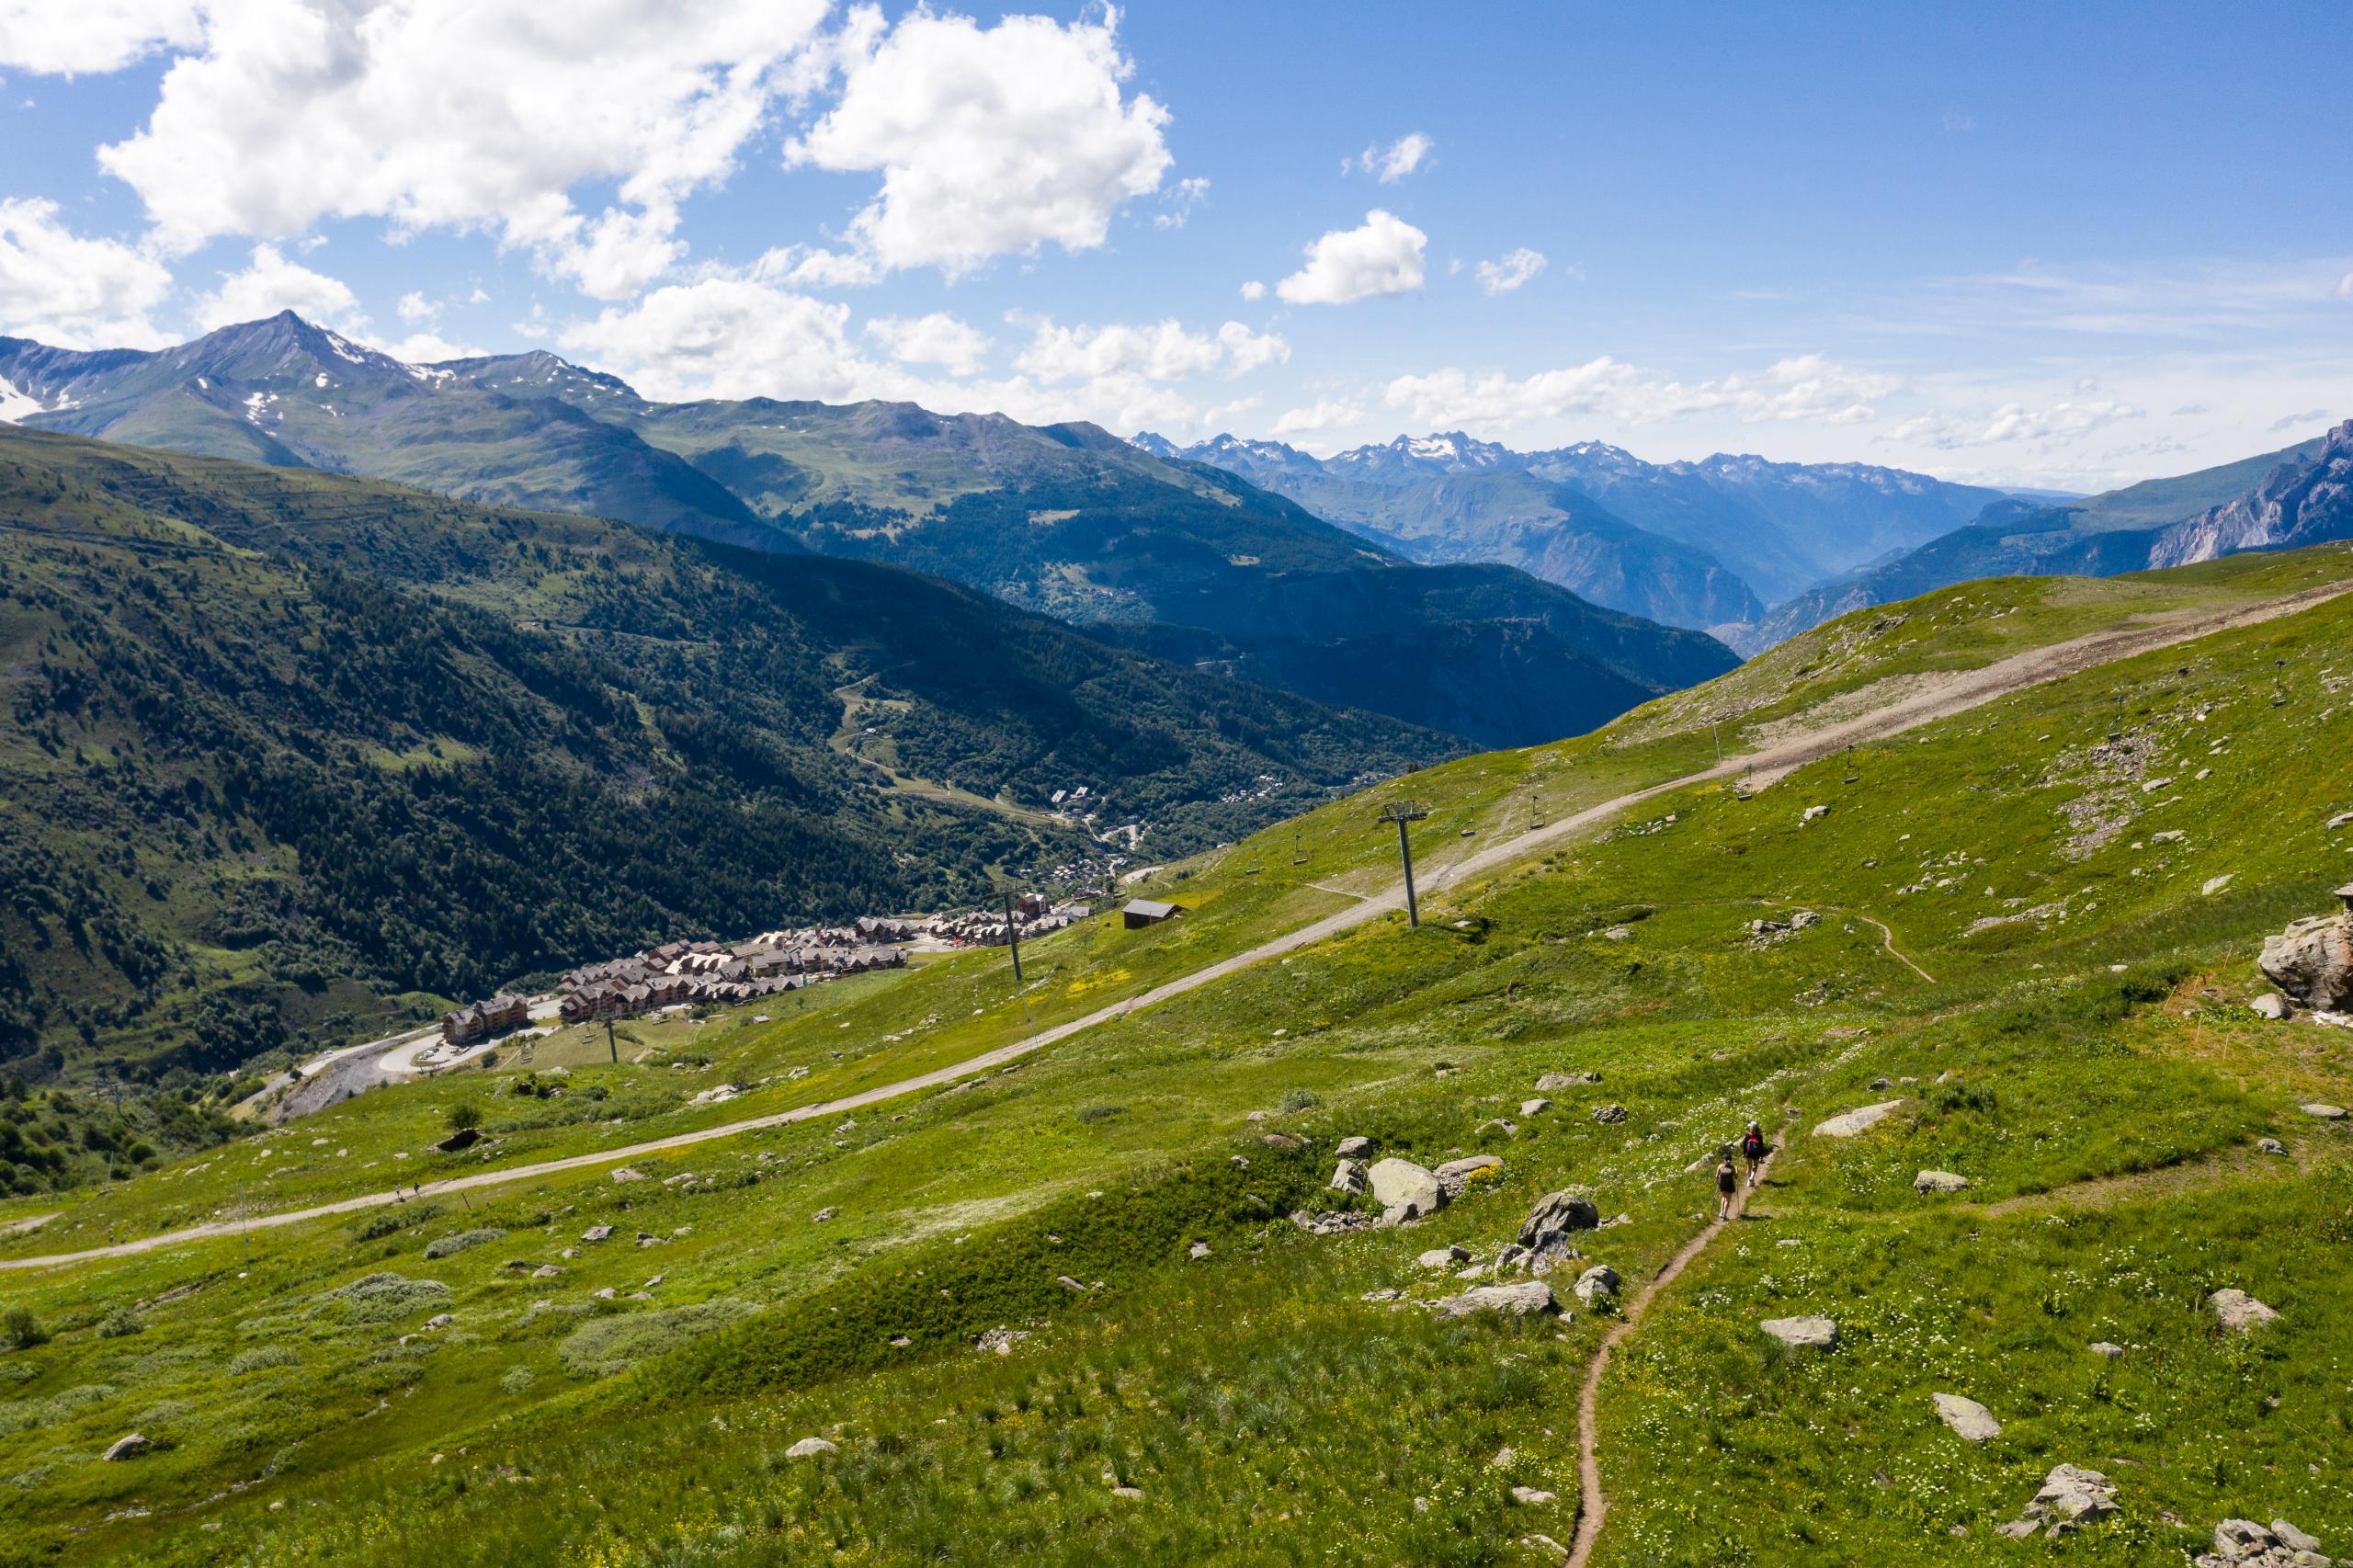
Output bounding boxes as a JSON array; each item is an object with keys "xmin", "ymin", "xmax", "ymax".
[
  {"xmin": 1329, "ymin": 1158, "xmax": 1368, "ymax": 1197},
  {"xmin": 1472, "ymin": 1119, "xmax": 1520, "ymax": 1140},
  {"xmin": 1520, "ymin": 1097, "xmax": 1552, "ymax": 1117},
  {"xmin": 423, "ymin": 1312, "xmax": 453, "ymax": 1330},
  {"xmin": 2330, "ymin": 811, "xmax": 2353, "ymax": 831},
  {"xmin": 1431, "ymin": 1281, "xmax": 1560, "ymax": 1319},
  {"xmin": 1511, "ymin": 1485, "xmax": 1559, "ymax": 1505},
  {"xmin": 1536, "ymin": 1071, "xmax": 1600, "ymax": 1090},
  {"xmin": 581, "ymin": 1224, "xmax": 612, "ymax": 1242},
  {"xmin": 1791, "ymin": 910, "xmax": 1821, "ymax": 929},
  {"xmin": 1435, "ymin": 1153, "xmax": 1504, "ymax": 1199},
  {"xmin": 1109, "ymin": 1484, "xmax": 1145, "ymax": 1500},
  {"xmin": 1573, "ymin": 1265, "xmax": 1620, "ymax": 1305},
  {"xmin": 813, "ymin": 1206, "xmax": 838, "ymax": 1221},
  {"xmin": 2016, "ymin": 1463, "xmax": 2120, "ymax": 1534},
  {"xmin": 2252, "ymin": 994, "xmax": 2290, "ymax": 1020},
  {"xmin": 1759, "ymin": 1315, "xmax": 1837, "ymax": 1348},
  {"xmin": 975, "ymin": 1327, "xmax": 1029, "ymax": 1355},
  {"xmin": 593, "ymin": 1287, "xmax": 616, "ymax": 1300},
  {"xmin": 530, "ymin": 1265, "xmax": 564, "ymax": 1279},
  {"xmin": 2259, "ymin": 911, "xmax": 2353, "ymax": 1011},
  {"xmin": 1932, "ymin": 1392, "xmax": 2001, "ymax": 1443},
  {"xmin": 1368, "ymin": 1158, "xmax": 1444, "ymax": 1217},
  {"xmin": 1418, "ymin": 1244, "xmax": 1472, "ymax": 1268},
  {"xmin": 2204, "ymin": 874, "xmax": 2235, "ymax": 896},
  {"xmin": 1813, "ymin": 1099, "xmax": 1904, "ymax": 1138},
  {"xmin": 1914, "ymin": 1169, "xmax": 1971, "ymax": 1195},
  {"xmin": 1517, "ymin": 1190, "xmax": 1601, "ymax": 1252},
  {"xmin": 608, "ymin": 1166, "xmax": 646, "ymax": 1183},
  {"xmin": 1188, "ymin": 1241, "xmax": 1211, "ymax": 1260},
  {"xmin": 1335, "ymin": 1135, "xmax": 1374, "ymax": 1158},
  {"xmin": 2301, "ymin": 1103, "xmax": 2347, "ymax": 1119},
  {"xmin": 2275, "ymin": 1519, "xmax": 2324, "ymax": 1554},
  {"xmin": 102, "ymin": 1433, "xmax": 151, "ymax": 1462},
  {"xmin": 2089, "ymin": 1340, "xmax": 2124, "ymax": 1359},
  {"xmin": 784, "ymin": 1437, "xmax": 838, "ymax": 1458},
  {"xmin": 1591, "ymin": 1102, "xmax": 1629, "ymax": 1124},
  {"xmin": 2211, "ymin": 1288, "xmax": 2279, "ymax": 1333},
  {"xmin": 1602, "ymin": 926, "xmax": 1633, "ymax": 940},
  {"xmin": 2258, "ymin": 1137, "xmax": 2289, "ymax": 1156}
]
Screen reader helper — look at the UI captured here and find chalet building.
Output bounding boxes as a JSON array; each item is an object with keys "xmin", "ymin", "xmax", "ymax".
[
  {"xmin": 1121, "ymin": 899, "xmax": 1186, "ymax": 930},
  {"xmin": 442, "ymin": 993, "xmax": 528, "ymax": 1047}
]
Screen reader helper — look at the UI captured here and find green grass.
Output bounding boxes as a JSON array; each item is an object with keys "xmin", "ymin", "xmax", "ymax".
[{"xmin": 3, "ymin": 550, "xmax": 2353, "ymax": 1562}]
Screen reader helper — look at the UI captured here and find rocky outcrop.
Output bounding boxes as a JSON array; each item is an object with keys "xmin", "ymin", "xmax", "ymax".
[
  {"xmin": 1998, "ymin": 1464, "xmax": 2120, "ymax": 1539},
  {"xmin": 1813, "ymin": 1100, "xmax": 1904, "ymax": 1138},
  {"xmin": 1431, "ymin": 1281, "xmax": 1559, "ymax": 1319},
  {"xmin": 2195, "ymin": 1517, "xmax": 2329, "ymax": 1567},
  {"xmin": 1368, "ymin": 1158, "xmax": 1443, "ymax": 1220},
  {"xmin": 2211, "ymin": 1288, "xmax": 2279, "ymax": 1334},
  {"xmin": 2150, "ymin": 418, "xmax": 2353, "ymax": 569},
  {"xmin": 1517, "ymin": 1191, "xmax": 1600, "ymax": 1261},
  {"xmin": 2260, "ymin": 908, "xmax": 2353, "ymax": 1011},
  {"xmin": 1434, "ymin": 1154, "xmax": 1503, "ymax": 1199}
]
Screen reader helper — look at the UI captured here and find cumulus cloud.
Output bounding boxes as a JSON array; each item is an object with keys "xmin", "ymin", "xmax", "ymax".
[
  {"xmin": 2339, "ymin": 271, "xmax": 2353, "ymax": 299},
  {"xmin": 1155, "ymin": 176, "xmax": 1210, "ymax": 231},
  {"xmin": 1882, "ymin": 398, "xmax": 2144, "ymax": 450},
  {"xmin": 1383, "ymin": 352, "xmax": 1898, "ymax": 430},
  {"xmin": 1216, "ymin": 321, "xmax": 1290, "ymax": 375},
  {"xmin": 864, "ymin": 312, "xmax": 992, "ymax": 377},
  {"xmin": 1474, "ymin": 246, "xmax": 1546, "ymax": 296},
  {"xmin": 1272, "ymin": 398, "xmax": 1364, "ymax": 436},
  {"xmin": 0, "ymin": 0, "xmax": 201, "ymax": 74},
  {"xmin": 195, "ymin": 243, "xmax": 363, "ymax": 332},
  {"xmin": 1239, "ymin": 279, "xmax": 1266, "ymax": 301},
  {"xmin": 381, "ymin": 330, "xmax": 485, "ymax": 364},
  {"xmin": 560, "ymin": 278, "xmax": 881, "ymax": 403},
  {"xmin": 0, "ymin": 197, "xmax": 174, "ymax": 347},
  {"xmin": 396, "ymin": 290, "xmax": 438, "ymax": 324},
  {"xmin": 1014, "ymin": 315, "xmax": 1288, "ymax": 383},
  {"xmin": 1348, "ymin": 131, "xmax": 1431, "ymax": 183},
  {"xmin": 785, "ymin": 5, "xmax": 1172, "ymax": 278},
  {"xmin": 1276, "ymin": 210, "xmax": 1427, "ymax": 305},
  {"xmin": 92, "ymin": 0, "xmax": 830, "ymax": 298}
]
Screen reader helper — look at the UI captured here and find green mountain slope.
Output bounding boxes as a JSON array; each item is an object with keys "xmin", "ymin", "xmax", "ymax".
[
  {"xmin": 5, "ymin": 321, "xmax": 1738, "ymax": 746},
  {"xmin": 0, "ymin": 427, "xmax": 1452, "ymax": 1082},
  {"xmin": 6, "ymin": 544, "xmax": 2352, "ymax": 1563}
]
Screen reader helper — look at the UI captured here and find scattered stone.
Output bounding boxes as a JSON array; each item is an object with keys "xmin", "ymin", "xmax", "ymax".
[
  {"xmin": 2252, "ymin": 994, "xmax": 2290, "ymax": 1020},
  {"xmin": 2302, "ymin": 1103, "xmax": 2347, "ymax": 1120},
  {"xmin": 1792, "ymin": 910, "xmax": 1822, "ymax": 928},
  {"xmin": 1591, "ymin": 1103, "xmax": 1629, "ymax": 1124},
  {"xmin": 1511, "ymin": 1485, "xmax": 1558, "ymax": 1505},
  {"xmin": 1536, "ymin": 1071, "xmax": 1600, "ymax": 1091},
  {"xmin": 784, "ymin": 1437, "xmax": 838, "ymax": 1459},
  {"xmin": 1914, "ymin": 1169, "xmax": 1971, "ymax": 1195},
  {"xmin": 1419, "ymin": 1245, "xmax": 1472, "ymax": 1268},
  {"xmin": 2193, "ymin": 1517, "xmax": 2328, "ymax": 1567},
  {"xmin": 1360, "ymin": 1288, "xmax": 1403, "ymax": 1303},
  {"xmin": 975, "ymin": 1327, "xmax": 1029, "ymax": 1356},
  {"xmin": 530, "ymin": 1265, "xmax": 564, "ymax": 1279},
  {"xmin": 1573, "ymin": 1265, "xmax": 1620, "ymax": 1306},
  {"xmin": 889, "ymin": 1335, "xmax": 911, "ymax": 1347},
  {"xmin": 813, "ymin": 1206, "xmax": 838, "ymax": 1221},
  {"xmin": 2211, "ymin": 1288, "xmax": 2279, "ymax": 1334},
  {"xmin": 1188, "ymin": 1241, "xmax": 1211, "ymax": 1260},
  {"xmin": 1260, "ymin": 1131, "xmax": 1302, "ymax": 1151},
  {"xmin": 1813, "ymin": 1100, "xmax": 1904, "ymax": 1139},
  {"xmin": 1517, "ymin": 1191, "xmax": 1601, "ymax": 1259},
  {"xmin": 1245, "ymin": 1109, "xmax": 1269, "ymax": 1123},
  {"xmin": 1335, "ymin": 1135, "xmax": 1374, "ymax": 1158},
  {"xmin": 423, "ymin": 1312, "xmax": 453, "ymax": 1331},
  {"xmin": 2089, "ymin": 1341, "xmax": 2124, "ymax": 1359},
  {"xmin": 101, "ymin": 1434, "xmax": 151, "ymax": 1462},
  {"xmin": 2153, "ymin": 829, "xmax": 2187, "ymax": 845},
  {"xmin": 581, "ymin": 1224, "xmax": 612, "ymax": 1243},
  {"xmin": 1108, "ymin": 1485, "xmax": 1145, "ymax": 1500},
  {"xmin": 1291, "ymin": 1209, "xmax": 1377, "ymax": 1235},
  {"xmin": 1869, "ymin": 1075, "xmax": 1892, "ymax": 1090},
  {"xmin": 1932, "ymin": 1392, "xmax": 2001, "ymax": 1443},
  {"xmin": 1056, "ymin": 1275, "xmax": 1086, "ymax": 1293},
  {"xmin": 2257, "ymin": 1138, "xmax": 2288, "ymax": 1156},
  {"xmin": 609, "ymin": 1167, "xmax": 645, "ymax": 1183},
  {"xmin": 1368, "ymin": 1158, "xmax": 1444, "ymax": 1220},
  {"xmin": 2005, "ymin": 1464, "xmax": 2120, "ymax": 1539},
  {"xmin": 1602, "ymin": 926, "xmax": 1633, "ymax": 940},
  {"xmin": 2330, "ymin": 811, "xmax": 2353, "ymax": 831},
  {"xmin": 2204, "ymin": 874, "xmax": 2236, "ymax": 897},
  {"xmin": 1473, "ymin": 1118, "xmax": 1520, "ymax": 1139},
  {"xmin": 1519, "ymin": 1534, "xmax": 1569, "ymax": 1562},
  {"xmin": 1435, "ymin": 1154, "xmax": 1504, "ymax": 1199},
  {"xmin": 1759, "ymin": 1315, "xmax": 1837, "ymax": 1348},
  {"xmin": 1802, "ymin": 805, "xmax": 1829, "ymax": 822},
  {"xmin": 593, "ymin": 1288, "xmax": 616, "ymax": 1301},
  {"xmin": 1520, "ymin": 1097, "xmax": 1552, "ymax": 1117},
  {"xmin": 1431, "ymin": 1281, "xmax": 1559, "ymax": 1319}
]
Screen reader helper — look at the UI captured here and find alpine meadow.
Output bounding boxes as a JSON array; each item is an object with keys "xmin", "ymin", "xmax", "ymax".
[{"xmin": 3, "ymin": 4, "xmax": 2351, "ymax": 1566}]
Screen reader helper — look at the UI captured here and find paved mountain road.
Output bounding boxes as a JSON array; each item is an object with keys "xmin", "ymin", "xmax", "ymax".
[{"xmin": 6, "ymin": 580, "xmax": 2342, "ymax": 1273}]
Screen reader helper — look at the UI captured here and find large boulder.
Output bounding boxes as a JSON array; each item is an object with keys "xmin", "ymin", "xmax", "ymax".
[
  {"xmin": 1329, "ymin": 1159, "xmax": 1369, "ymax": 1197},
  {"xmin": 1914, "ymin": 1169, "xmax": 1971, "ymax": 1195},
  {"xmin": 1932, "ymin": 1392, "xmax": 2001, "ymax": 1443},
  {"xmin": 101, "ymin": 1433, "xmax": 151, "ymax": 1462},
  {"xmin": 1759, "ymin": 1315, "xmax": 1837, "ymax": 1348},
  {"xmin": 2211, "ymin": 1288, "xmax": 2279, "ymax": 1334},
  {"xmin": 1813, "ymin": 1100, "xmax": 1904, "ymax": 1139},
  {"xmin": 1434, "ymin": 1154, "xmax": 1504, "ymax": 1200},
  {"xmin": 1517, "ymin": 1191, "xmax": 1601, "ymax": 1253},
  {"xmin": 2259, "ymin": 910, "xmax": 2353, "ymax": 1011},
  {"xmin": 1367, "ymin": 1158, "xmax": 1444, "ymax": 1219},
  {"xmin": 1431, "ymin": 1281, "xmax": 1559, "ymax": 1319},
  {"xmin": 784, "ymin": 1437, "xmax": 838, "ymax": 1458},
  {"xmin": 2003, "ymin": 1464, "xmax": 2120, "ymax": 1539},
  {"xmin": 1573, "ymin": 1265, "xmax": 1620, "ymax": 1306},
  {"xmin": 1335, "ymin": 1135, "xmax": 1374, "ymax": 1158}
]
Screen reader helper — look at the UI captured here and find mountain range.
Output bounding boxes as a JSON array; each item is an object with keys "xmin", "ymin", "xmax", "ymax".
[
  {"xmin": 0, "ymin": 426, "xmax": 1456, "ymax": 1078},
  {"xmin": 0, "ymin": 316, "xmax": 1735, "ymax": 748},
  {"xmin": 1131, "ymin": 428, "xmax": 2019, "ymax": 635}
]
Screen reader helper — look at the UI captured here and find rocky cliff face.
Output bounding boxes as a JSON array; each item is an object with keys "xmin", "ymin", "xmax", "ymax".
[{"xmin": 2151, "ymin": 420, "xmax": 2353, "ymax": 569}]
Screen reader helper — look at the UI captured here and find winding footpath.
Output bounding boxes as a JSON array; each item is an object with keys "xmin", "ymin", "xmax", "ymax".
[
  {"xmin": 6, "ymin": 579, "xmax": 2344, "ymax": 1275},
  {"xmin": 1565, "ymin": 1128, "xmax": 1786, "ymax": 1568}
]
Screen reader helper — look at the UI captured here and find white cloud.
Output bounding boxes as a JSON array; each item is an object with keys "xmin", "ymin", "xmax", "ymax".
[
  {"xmin": 195, "ymin": 243, "xmax": 363, "ymax": 332},
  {"xmin": 1010, "ymin": 315, "xmax": 1290, "ymax": 385},
  {"xmin": 467, "ymin": 287, "xmax": 489, "ymax": 305},
  {"xmin": 92, "ymin": 0, "xmax": 830, "ymax": 299},
  {"xmin": 864, "ymin": 312, "xmax": 992, "ymax": 377},
  {"xmin": 1272, "ymin": 398, "xmax": 1364, "ymax": 436},
  {"xmin": 1348, "ymin": 131, "xmax": 1432, "ymax": 184},
  {"xmin": 753, "ymin": 244, "xmax": 883, "ymax": 290},
  {"xmin": 1276, "ymin": 210, "xmax": 1427, "ymax": 305},
  {"xmin": 1239, "ymin": 279, "xmax": 1266, "ymax": 301},
  {"xmin": 0, "ymin": 196, "xmax": 174, "ymax": 347},
  {"xmin": 0, "ymin": 0, "xmax": 201, "ymax": 74},
  {"xmin": 381, "ymin": 330, "xmax": 484, "ymax": 364},
  {"xmin": 560, "ymin": 278, "xmax": 886, "ymax": 403},
  {"xmin": 1383, "ymin": 352, "xmax": 1898, "ymax": 431},
  {"xmin": 396, "ymin": 290, "xmax": 438, "ymax": 324},
  {"xmin": 784, "ymin": 5, "xmax": 1171, "ymax": 278},
  {"xmin": 1474, "ymin": 246, "xmax": 1546, "ymax": 296},
  {"xmin": 1882, "ymin": 398, "xmax": 2144, "ymax": 450},
  {"xmin": 2339, "ymin": 271, "xmax": 2353, "ymax": 299},
  {"xmin": 1154, "ymin": 176, "xmax": 1210, "ymax": 231}
]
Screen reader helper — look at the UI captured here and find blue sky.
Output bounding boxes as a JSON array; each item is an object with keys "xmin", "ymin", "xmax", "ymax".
[{"xmin": 1, "ymin": 0, "xmax": 2347, "ymax": 489}]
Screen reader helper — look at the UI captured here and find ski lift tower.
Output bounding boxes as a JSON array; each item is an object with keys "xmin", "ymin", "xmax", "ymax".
[{"xmin": 1376, "ymin": 800, "xmax": 1431, "ymax": 928}]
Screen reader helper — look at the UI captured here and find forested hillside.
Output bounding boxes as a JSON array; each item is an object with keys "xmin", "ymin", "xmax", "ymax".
[{"xmin": 0, "ymin": 428, "xmax": 1451, "ymax": 1083}]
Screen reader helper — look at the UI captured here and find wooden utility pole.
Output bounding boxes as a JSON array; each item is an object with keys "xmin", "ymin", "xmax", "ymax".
[
  {"xmin": 604, "ymin": 1017, "xmax": 619, "ymax": 1065},
  {"xmin": 1376, "ymin": 801, "xmax": 1430, "ymax": 927},
  {"xmin": 1002, "ymin": 891, "xmax": 1026, "ymax": 985}
]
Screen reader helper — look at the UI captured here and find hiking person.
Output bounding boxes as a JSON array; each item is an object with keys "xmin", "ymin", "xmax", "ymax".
[
  {"xmin": 1716, "ymin": 1155, "xmax": 1738, "ymax": 1219},
  {"xmin": 1741, "ymin": 1121, "xmax": 1769, "ymax": 1188}
]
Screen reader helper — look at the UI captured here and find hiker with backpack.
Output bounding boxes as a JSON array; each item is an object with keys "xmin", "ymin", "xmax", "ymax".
[{"xmin": 1741, "ymin": 1121, "xmax": 1770, "ymax": 1188}]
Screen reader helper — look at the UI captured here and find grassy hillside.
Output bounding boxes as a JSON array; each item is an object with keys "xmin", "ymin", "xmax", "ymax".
[
  {"xmin": 2, "ymin": 543, "xmax": 2350, "ymax": 1562},
  {"xmin": 0, "ymin": 427, "xmax": 1452, "ymax": 1085}
]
